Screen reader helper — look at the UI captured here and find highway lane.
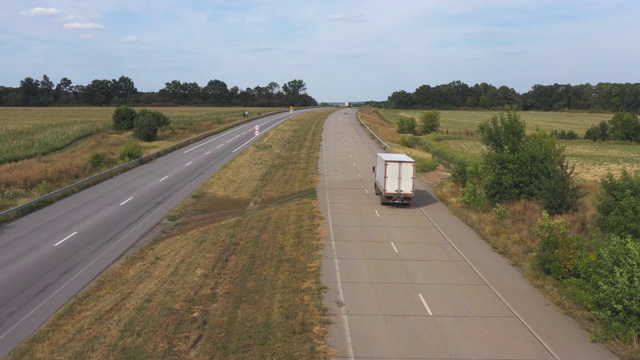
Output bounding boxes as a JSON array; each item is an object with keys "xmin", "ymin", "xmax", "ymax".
[
  {"xmin": 319, "ymin": 108, "xmax": 618, "ymax": 359},
  {"xmin": 0, "ymin": 109, "xmax": 312, "ymax": 357}
]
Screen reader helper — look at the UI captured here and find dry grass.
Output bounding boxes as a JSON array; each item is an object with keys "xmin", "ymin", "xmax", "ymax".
[{"xmin": 7, "ymin": 109, "xmax": 336, "ymax": 359}]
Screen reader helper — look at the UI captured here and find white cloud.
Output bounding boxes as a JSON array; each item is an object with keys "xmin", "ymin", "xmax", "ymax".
[
  {"xmin": 64, "ymin": 22, "xmax": 105, "ymax": 30},
  {"xmin": 80, "ymin": 33, "xmax": 96, "ymax": 39},
  {"xmin": 20, "ymin": 7, "xmax": 61, "ymax": 17},
  {"xmin": 122, "ymin": 36, "xmax": 139, "ymax": 42}
]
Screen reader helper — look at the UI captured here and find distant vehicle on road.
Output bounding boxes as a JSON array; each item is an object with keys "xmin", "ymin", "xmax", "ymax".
[
  {"xmin": 373, "ymin": 153, "xmax": 415, "ymax": 205},
  {"xmin": 344, "ymin": 101, "xmax": 351, "ymax": 107}
]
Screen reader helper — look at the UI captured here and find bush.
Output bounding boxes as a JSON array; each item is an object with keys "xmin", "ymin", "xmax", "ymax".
[
  {"xmin": 133, "ymin": 114, "xmax": 159, "ymax": 141},
  {"xmin": 419, "ymin": 110, "xmax": 440, "ymax": 134},
  {"xmin": 137, "ymin": 108, "xmax": 171, "ymax": 128},
  {"xmin": 584, "ymin": 120, "xmax": 609, "ymax": 142},
  {"xmin": 451, "ymin": 159, "xmax": 482, "ymax": 187},
  {"xmin": 88, "ymin": 151, "xmax": 108, "ymax": 169},
  {"xmin": 112, "ymin": 106, "xmax": 137, "ymax": 130},
  {"xmin": 584, "ymin": 235, "xmax": 640, "ymax": 341},
  {"xmin": 608, "ymin": 112, "xmax": 640, "ymax": 142},
  {"xmin": 478, "ymin": 111, "xmax": 578, "ymax": 213},
  {"xmin": 396, "ymin": 116, "xmax": 417, "ymax": 135},
  {"xmin": 595, "ymin": 169, "xmax": 640, "ymax": 238},
  {"xmin": 459, "ymin": 182, "xmax": 485, "ymax": 210},
  {"xmin": 119, "ymin": 141, "xmax": 143, "ymax": 162},
  {"xmin": 538, "ymin": 160, "xmax": 582, "ymax": 215},
  {"xmin": 399, "ymin": 135, "xmax": 417, "ymax": 148},
  {"xmin": 535, "ymin": 211, "xmax": 585, "ymax": 280}
]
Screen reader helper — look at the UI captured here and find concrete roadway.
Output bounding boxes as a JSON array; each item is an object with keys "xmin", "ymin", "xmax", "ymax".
[
  {"xmin": 319, "ymin": 108, "xmax": 618, "ymax": 359},
  {"xmin": 0, "ymin": 109, "xmax": 314, "ymax": 358}
]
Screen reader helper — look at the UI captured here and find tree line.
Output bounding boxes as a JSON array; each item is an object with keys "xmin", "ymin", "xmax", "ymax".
[
  {"xmin": 377, "ymin": 80, "xmax": 640, "ymax": 113},
  {"xmin": 0, "ymin": 75, "xmax": 317, "ymax": 107}
]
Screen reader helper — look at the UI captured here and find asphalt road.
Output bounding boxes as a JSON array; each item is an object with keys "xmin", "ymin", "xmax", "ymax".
[
  {"xmin": 0, "ymin": 109, "xmax": 311, "ymax": 358},
  {"xmin": 319, "ymin": 108, "xmax": 618, "ymax": 359}
]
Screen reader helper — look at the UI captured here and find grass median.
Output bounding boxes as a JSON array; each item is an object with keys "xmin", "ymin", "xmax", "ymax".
[{"xmin": 7, "ymin": 109, "xmax": 336, "ymax": 359}]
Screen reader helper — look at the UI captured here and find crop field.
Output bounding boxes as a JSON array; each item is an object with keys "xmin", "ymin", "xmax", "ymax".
[
  {"xmin": 0, "ymin": 107, "xmax": 281, "ymax": 164},
  {"xmin": 378, "ymin": 109, "xmax": 640, "ymax": 180}
]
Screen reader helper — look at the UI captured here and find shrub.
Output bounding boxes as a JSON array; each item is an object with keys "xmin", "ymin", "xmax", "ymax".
[
  {"xmin": 88, "ymin": 151, "xmax": 108, "ymax": 169},
  {"xmin": 112, "ymin": 106, "xmax": 137, "ymax": 130},
  {"xmin": 419, "ymin": 110, "xmax": 440, "ymax": 134},
  {"xmin": 133, "ymin": 114, "xmax": 159, "ymax": 141},
  {"xmin": 595, "ymin": 169, "xmax": 640, "ymax": 238},
  {"xmin": 585, "ymin": 235, "xmax": 640, "ymax": 341},
  {"xmin": 493, "ymin": 203, "xmax": 507, "ymax": 223},
  {"xmin": 399, "ymin": 135, "xmax": 417, "ymax": 148},
  {"xmin": 538, "ymin": 160, "xmax": 582, "ymax": 215},
  {"xmin": 535, "ymin": 211, "xmax": 585, "ymax": 280},
  {"xmin": 396, "ymin": 116, "xmax": 417, "ymax": 135},
  {"xmin": 584, "ymin": 120, "xmax": 609, "ymax": 142},
  {"xmin": 119, "ymin": 141, "xmax": 143, "ymax": 162},
  {"xmin": 137, "ymin": 108, "xmax": 171, "ymax": 128},
  {"xmin": 608, "ymin": 112, "xmax": 640, "ymax": 142},
  {"xmin": 459, "ymin": 182, "xmax": 485, "ymax": 210}
]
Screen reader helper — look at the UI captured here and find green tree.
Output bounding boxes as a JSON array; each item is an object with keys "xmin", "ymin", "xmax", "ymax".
[
  {"xmin": 419, "ymin": 110, "xmax": 440, "ymax": 134},
  {"xmin": 535, "ymin": 211, "xmax": 585, "ymax": 279},
  {"xmin": 595, "ymin": 169, "xmax": 640, "ymax": 238},
  {"xmin": 133, "ymin": 114, "xmax": 159, "ymax": 141},
  {"xmin": 584, "ymin": 235, "xmax": 640, "ymax": 341},
  {"xmin": 478, "ymin": 111, "xmax": 579, "ymax": 213},
  {"xmin": 608, "ymin": 112, "xmax": 640, "ymax": 142},
  {"xmin": 478, "ymin": 110, "xmax": 526, "ymax": 154},
  {"xmin": 112, "ymin": 106, "xmax": 137, "ymax": 130}
]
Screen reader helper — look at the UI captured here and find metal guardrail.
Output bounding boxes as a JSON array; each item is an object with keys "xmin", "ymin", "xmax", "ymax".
[
  {"xmin": 0, "ymin": 110, "xmax": 287, "ymax": 221},
  {"xmin": 357, "ymin": 113, "xmax": 392, "ymax": 150}
]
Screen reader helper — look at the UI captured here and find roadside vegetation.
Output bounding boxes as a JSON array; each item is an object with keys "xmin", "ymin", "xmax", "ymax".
[
  {"xmin": 359, "ymin": 107, "xmax": 640, "ymax": 359},
  {"xmin": 7, "ymin": 109, "xmax": 335, "ymax": 359},
  {"xmin": 0, "ymin": 107, "xmax": 281, "ymax": 212}
]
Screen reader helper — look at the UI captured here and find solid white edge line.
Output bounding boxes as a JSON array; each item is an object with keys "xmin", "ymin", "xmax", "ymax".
[
  {"xmin": 232, "ymin": 136, "xmax": 257, "ymax": 153},
  {"xmin": 419, "ymin": 294, "xmax": 433, "ymax": 316},
  {"xmin": 54, "ymin": 232, "xmax": 77, "ymax": 247},
  {"xmin": 159, "ymin": 176, "xmax": 168, "ymax": 182},
  {"xmin": 416, "ymin": 196, "xmax": 561, "ymax": 359},
  {"xmin": 324, "ymin": 114, "xmax": 355, "ymax": 360},
  {"xmin": 232, "ymin": 115, "xmax": 292, "ymax": 153},
  {"xmin": 119, "ymin": 197, "xmax": 133, "ymax": 206},
  {"xmin": 0, "ymin": 112, "xmax": 299, "ymax": 345},
  {"xmin": 391, "ymin": 242, "xmax": 398, "ymax": 253}
]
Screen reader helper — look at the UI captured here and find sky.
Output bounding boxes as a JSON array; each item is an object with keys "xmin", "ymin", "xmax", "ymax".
[{"xmin": 1, "ymin": 0, "xmax": 639, "ymax": 102}]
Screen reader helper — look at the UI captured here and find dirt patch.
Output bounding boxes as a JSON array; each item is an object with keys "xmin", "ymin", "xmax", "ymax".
[{"xmin": 418, "ymin": 164, "xmax": 451, "ymax": 185}]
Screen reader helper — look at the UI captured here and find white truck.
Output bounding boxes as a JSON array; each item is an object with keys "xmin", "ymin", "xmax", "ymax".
[{"xmin": 373, "ymin": 153, "xmax": 415, "ymax": 205}]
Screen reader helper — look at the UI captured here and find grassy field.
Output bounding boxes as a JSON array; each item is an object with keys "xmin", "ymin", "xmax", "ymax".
[
  {"xmin": 0, "ymin": 107, "xmax": 281, "ymax": 164},
  {"xmin": 0, "ymin": 107, "xmax": 283, "ymax": 211},
  {"xmin": 384, "ymin": 109, "xmax": 611, "ymax": 134},
  {"xmin": 376, "ymin": 108, "xmax": 640, "ymax": 180},
  {"xmin": 7, "ymin": 109, "xmax": 335, "ymax": 359}
]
